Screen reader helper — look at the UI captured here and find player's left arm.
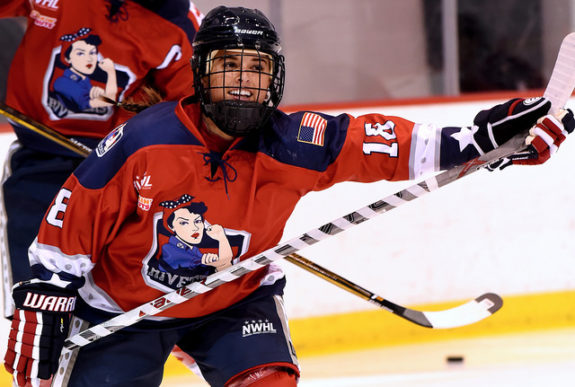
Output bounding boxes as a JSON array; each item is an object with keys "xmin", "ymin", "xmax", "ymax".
[{"xmin": 319, "ymin": 97, "xmax": 573, "ymax": 187}]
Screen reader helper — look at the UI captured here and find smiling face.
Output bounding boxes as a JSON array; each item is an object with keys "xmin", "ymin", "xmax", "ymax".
[
  {"xmin": 204, "ymin": 49, "xmax": 273, "ymax": 104},
  {"xmin": 67, "ymin": 40, "xmax": 98, "ymax": 75},
  {"xmin": 170, "ymin": 208, "xmax": 205, "ymax": 245}
]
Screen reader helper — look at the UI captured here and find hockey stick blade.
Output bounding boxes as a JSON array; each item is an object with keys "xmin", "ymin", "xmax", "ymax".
[
  {"xmin": 1, "ymin": 103, "xmax": 504, "ymax": 331},
  {"xmin": 286, "ymin": 253, "xmax": 502, "ymax": 329},
  {"xmin": 63, "ymin": 152, "xmax": 509, "ymax": 350},
  {"xmin": 64, "ymin": 32, "xmax": 575, "ymax": 349},
  {"xmin": 399, "ymin": 293, "xmax": 502, "ymax": 329},
  {"xmin": 0, "ymin": 104, "xmax": 502, "ymax": 330}
]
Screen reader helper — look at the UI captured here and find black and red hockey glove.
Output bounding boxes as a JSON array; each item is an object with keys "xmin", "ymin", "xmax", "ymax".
[
  {"xmin": 472, "ymin": 97, "xmax": 551, "ymax": 155},
  {"xmin": 508, "ymin": 108, "xmax": 575, "ymax": 165},
  {"xmin": 4, "ymin": 282, "xmax": 76, "ymax": 387}
]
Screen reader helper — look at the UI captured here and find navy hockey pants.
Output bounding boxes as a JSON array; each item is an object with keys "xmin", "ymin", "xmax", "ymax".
[{"xmin": 57, "ymin": 279, "xmax": 299, "ymax": 386}]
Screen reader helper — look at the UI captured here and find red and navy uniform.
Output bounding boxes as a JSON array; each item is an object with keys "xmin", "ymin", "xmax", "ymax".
[
  {"xmin": 27, "ymin": 96, "xmax": 481, "ymax": 384},
  {"xmin": 31, "ymin": 96, "xmax": 478, "ymax": 319},
  {"xmin": 0, "ymin": 0, "xmax": 202, "ymax": 316},
  {"xmin": 1, "ymin": 0, "xmax": 202, "ymax": 145}
]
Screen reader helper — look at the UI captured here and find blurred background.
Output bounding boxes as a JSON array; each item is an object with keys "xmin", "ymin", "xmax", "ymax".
[
  {"xmin": 2, "ymin": 0, "xmax": 575, "ymax": 106},
  {"xmin": 204, "ymin": 0, "xmax": 572, "ymax": 105}
]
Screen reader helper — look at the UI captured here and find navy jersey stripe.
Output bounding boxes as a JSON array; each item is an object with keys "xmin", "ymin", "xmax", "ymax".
[{"xmin": 74, "ymin": 101, "xmax": 202, "ymax": 189}]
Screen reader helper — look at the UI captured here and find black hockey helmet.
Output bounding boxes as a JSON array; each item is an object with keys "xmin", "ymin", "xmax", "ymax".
[{"xmin": 191, "ymin": 6, "xmax": 285, "ymax": 137}]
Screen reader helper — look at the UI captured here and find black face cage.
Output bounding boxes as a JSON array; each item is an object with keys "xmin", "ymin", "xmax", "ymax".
[
  {"xmin": 192, "ymin": 47, "xmax": 285, "ymax": 137},
  {"xmin": 203, "ymin": 48, "xmax": 283, "ymax": 107}
]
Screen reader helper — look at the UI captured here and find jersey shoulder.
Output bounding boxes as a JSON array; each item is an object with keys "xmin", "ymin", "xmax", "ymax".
[
  {"xmin": 75, "ymin": 101, "xmax": 200, "ymax": 188},
  {"xmin": 150, "ymin": 0, "xmax": 200, "ymax": 42},
  {"xmin": 259, "ymin": 110, "xmax": 350, "ymax": 171}
]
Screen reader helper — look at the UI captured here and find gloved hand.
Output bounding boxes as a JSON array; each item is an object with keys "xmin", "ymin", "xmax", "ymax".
[
  {"xmin": 509, "ymin": 109, "xmax": 575, "ymax": 165},
  {"xmin": 4, "ymin": 281, "xmax": 76, "ymax": 386},
  {"xmin": 473, "ymin": 97, "xmax": 551, "ymax": 155},
  {"xmin": 487, "ymin": 108, "xmax": 575, "ymax": 170}
]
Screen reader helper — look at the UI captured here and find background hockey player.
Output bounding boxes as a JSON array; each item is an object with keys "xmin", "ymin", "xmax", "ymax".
[
  {"xmin": 0, "ymin": 0, "xmax": 203, "ymax": 319},
  {"xmin": 4, "ymin": 5, "xmax": 574, "ymax": 387}
]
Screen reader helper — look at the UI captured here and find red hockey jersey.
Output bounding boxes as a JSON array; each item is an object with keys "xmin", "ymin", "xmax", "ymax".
[
  {"xmin": 0, "ymin": 0, "xmax": 202, "ymax": 139},
  {"xmin": 29, "ymin": 96, "xmax": 481, "ymax": 319}
]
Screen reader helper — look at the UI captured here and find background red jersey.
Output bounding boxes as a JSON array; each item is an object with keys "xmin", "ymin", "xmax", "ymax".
[{"xmin": 0, "ymin": 0, "xmax": 202, "ymax": 139}]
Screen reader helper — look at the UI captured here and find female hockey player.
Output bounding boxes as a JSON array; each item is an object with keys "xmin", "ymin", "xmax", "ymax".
[
  {"xmin": 0, "ymin": 0, "xmax": 203, "ymax": 318},
  {"xmin": 4, "ymin": 5, "xmax": 574, "ymax": 387}
]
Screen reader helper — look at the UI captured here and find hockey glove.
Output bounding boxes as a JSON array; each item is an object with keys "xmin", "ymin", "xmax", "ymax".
[
  {"xmin": 487, "ymin": 108, "xmax": 575, "ymax": 169},
  {"xmin": 473, "ymin": 97, "xmax": 551, "ymax": 155},
  {"xmin": 508, "ymin": 109, "xmax": 575, "ymax": 165},
  {"xmin": 4, "ymin": 282, "xmax": 76, "ymax": 387}
]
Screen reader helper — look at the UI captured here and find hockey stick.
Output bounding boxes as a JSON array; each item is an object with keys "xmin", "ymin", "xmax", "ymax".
[
  {"xmin": 0, "ymin": 103, "xmax": 500, "ymax": 328},
  {"xmin": 65, "ymin": 139, "xmax": 514, "ymax": 351},
  {"xmin": 285, "ymin": 253, "xmax": 501, "ymax": 329},
  {"xmin": 285, "ymin": 32, "xmax": 575, "ymax": 325},
  {"xmin": 0, "ymin": 102, "xmax": 501, "ymax": 329},
  {"xmin": 0, "ymin": 105, "xmax": 503, "ymax": 329},
  {"xmin": 63, "ymin": 32, "xmax": 575, "ymax": 350},
  {"xmin": 0, "ymin": 99, "xmax": 509, "ymax": 329},
  {"xmin": 0, "ymin": 102, "xmax": 92, "ymax": 156}
]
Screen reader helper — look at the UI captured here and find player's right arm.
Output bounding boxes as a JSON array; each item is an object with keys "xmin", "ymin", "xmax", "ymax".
[{"xmin": 4, "ymin": 152, "xmax": 133, "ymax": 386}]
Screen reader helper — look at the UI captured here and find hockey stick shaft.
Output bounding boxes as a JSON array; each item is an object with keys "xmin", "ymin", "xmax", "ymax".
[
  {"xmin": 0, "ymin": 101, "xmax": 433, "ymax": 322},
  {"xmin": 0, "ymin": 102, "xmax": 92, "ymax": 156},
  {"xmin": 63, "ymin": 132, "xmax": 527, "ymax": 349},
  {"xmin": 285, "ymin": 253, "xmax": 417, "ymax": 316},
  {"xmin": 62, "ymin": 135, "xmax": 557, "ymax": 348},
  {"xmin": 0, "ymin": 103, "xmax": 445, "ymax": 324},
  {"xmin": 544, "ymin": 33, "xmax": 575, "ymax": 115},
  {"xmin": 285, "ymin": 253, "xmax": 378, "ymax": 304},
  {"xmin": 30, "ymin": 32, "xmax": 575, "ymax": 347}
]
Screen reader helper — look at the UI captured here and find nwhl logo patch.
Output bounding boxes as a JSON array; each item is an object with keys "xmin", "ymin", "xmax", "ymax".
[
  {"xmin": 242, "ymin": 319, "xmax": 277, "ymax": 337},
  {"xmin": 96, "ymin": 123, "xmax": 125, "ymax": 157}
]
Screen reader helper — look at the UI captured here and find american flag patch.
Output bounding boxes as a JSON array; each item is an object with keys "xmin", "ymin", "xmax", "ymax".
[{"xmin": 297, "ymin": 112, "xmax": 327, "ymax": 146}]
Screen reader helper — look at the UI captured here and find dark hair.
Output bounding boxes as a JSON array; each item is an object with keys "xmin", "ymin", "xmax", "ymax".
[
  {"xmin": 100, "ymin": 84, "xmax": 163, "ymax": 114},
  {"xmin": 64, "ymin": 34, "xmax": 102, "ymax": 61},
  {"xmin": 165, "ymin": 202, "xmax": 208, "ymax": 230}
]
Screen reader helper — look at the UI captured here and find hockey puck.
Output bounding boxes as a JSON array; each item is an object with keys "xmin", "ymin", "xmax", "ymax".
[{"xmin": 446, "ymin": 355, "xmax": 464, "ymax": 363}]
